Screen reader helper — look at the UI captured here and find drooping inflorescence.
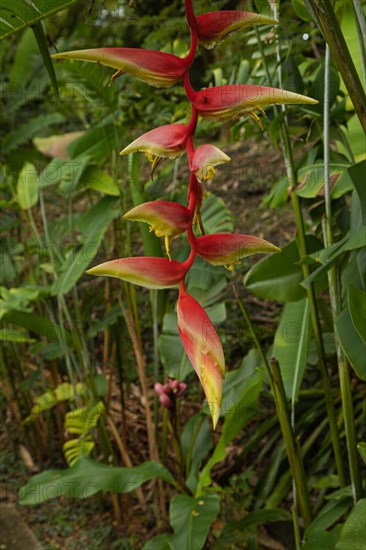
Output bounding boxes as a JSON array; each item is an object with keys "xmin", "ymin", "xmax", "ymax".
[{"xmin": 53, "ymin": 1, "xmax": 317, "ymax": 428}]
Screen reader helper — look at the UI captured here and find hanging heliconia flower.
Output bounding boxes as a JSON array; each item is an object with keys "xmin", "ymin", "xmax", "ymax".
[
  {"xmin": 192, "ymin": 233, "xmax": 281, "ymax": 269},
  {"xmin": 123, "ymin": 201, "xmax": 193, "ymax": 260},
  {"xmin": 184, "ymin": 74, "xmax": 318, "ymax": 127},
  {"xmin": 73, "ymin": 0, "xmax": 317, "ymax": 428},
  {"xmin": 51, "ymin": 28, "xmax": 197, "ymax": 87},
  {"xmin": 86, "ymin": 256, "xmax": 192, "ymax": 289},
  {"xmin": 190, "ymin": 144, "xmax": 231, "ymax": 184},
  {"xmin": 195, "ymin": 10, "xmax": 278, "ymax": 49},
  {"xmin": 177, "ymin": 282, "xmax": 225, "ymax": 429}
]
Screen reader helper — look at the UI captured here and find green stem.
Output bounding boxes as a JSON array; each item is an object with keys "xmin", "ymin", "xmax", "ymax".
[
  {"xmin": 233, "ymin": 286, "xmax": 312, "ymax": 527},
  {"xmin": 270, "ymin": 358, "xmax": 312, "ymax": 528},
  {"xmin": 352, "ymin": 0, "xmax": 366, "ymax": 87},
  {"xmin": 269, "ymin": 1, "xmax": 346, "ymax": 486},
  {"xmin": 291, "ymin": 193, "xmax": 346, "ymax": 488},
  {"xmin": 306, "ymin": 0, "xmax": 366, "ymax": 132},
  {"xmin": 232, "ymin": 286, "xmax": 272, "ymax": 383},
  {"xmin": 152, "ymin": 289, "xmax": 160, "ymax": 441},
  {"xmin": 322, "ymin": 46, "xmax": 362, "ymax": 501}
]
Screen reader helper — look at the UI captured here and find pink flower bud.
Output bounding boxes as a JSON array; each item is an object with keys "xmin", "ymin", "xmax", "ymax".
[
  {"xmin": 154, "ymin": 383, "xmax": 165, "ymax": 396},
  {"xmin": 159, "ymin": 394, "xmax": 173, "ymax": 409},
  {"xmin": 176, "ymin": 383, "xmax": 187, "ymax": 397}
]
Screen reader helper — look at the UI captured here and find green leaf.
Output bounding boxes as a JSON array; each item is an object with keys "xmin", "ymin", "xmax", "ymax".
[
  {"xmin": 1, "ymin": 311, "xmax": 73, "ymax": 345},
  {"xmin": 348, "ymin": 286, "xmax": 366, "ymax": 344},
  {"xmin": 0, "ymin": 327, "xmax": 34, "ymax": 343},
  {"xmin": 24, "ymin": 382, "xmax": 75, "ymax": 424},
  {"xmin": 52, "ymin": 197, "xmax": 120, "ymax": 295},
  {"xmin": 306, "ymin": 226, "xmax": 366, "ymax": 265},
  {"xmin": 19, "ymin": 457, "xmax": 177, "ymax": 505},
  {"xmin": 301, "ymin": 227, "xmax": 366, "ymax": 290},
  {"xmin": 169, "ymin": 494, "xmax": 220, "ymax": 550},
  {"xmin": 244, "ymin": 241, "xmax": 305, "ymax": 302},
  {"xmin": 220, "ymin": 349, "xmax": 261, "ymax": 413},
  {"xmin": 158, "ymin": 334, "xmax": 189, "ymax": 380},
  {"xmin": 201, "ymin": 194, "xmax": 234, "ymax": 234},
  {"xmin": 292, "ymin": 0, "xmax": 312, "ymax": 21},
  {"xmin": 143, "ymin": 535, "xmax": 173, "ymax": 550},
  {"xmin": 215, "ymin": 508, "xmax": 291, "ymax": 547},
  {"xmin": 295, "ymin": 163, "xmax": 349, "ymax": 199},
  {"xmin": 2, "ymin": 113, "xmax": 64, "ymax": 154},
  {"xmin": 357, "ymin": 443, "xmax": 366, "ymax": 465},
  {"xmin": 336, "ymin": 304, "xmax": 366, "ymax": 380},
  {"xmin": 17, "ymin": 162, "xmax": 39, "ymax": 209},
  {"xmin": 128, "ymin": 154, "xmax": 162, "ymax": 257},
  {"xmin": 196, "ymin": 369, "xmax": 263, "ymax": 495},
  {"xmin": 307, "ymin": 63, "xmax": 340, "ymax": 114},
  {"xmin": 58, "ymin": 155, "xmax": 90, "ymax": 195},
  {"xmin": 67, "ymin": 122, "xmax": 125, "ymax": 162},
  {"xmin": 32, "ymin": 22, "xmax": 59, "ymax": 100},
  {"xmin": 0, "ymin": 285, "xmax": 45, "ymax": 318},
  {"xmin": 63, "ymin": 402, "xmax": 105, "ymax": 465},
  {"xmin": 38, "ymin": 156, "xmax": 88, "ymax": 189},
  {"xmin": 348, "ymin": 160, "xmax": 366, "ymax": 224},
  {"xmin": 144, "ymin": 494, "xmax": 220, "ymax": 550},
  {"xmin": 81, "ymin": 165, "xmax": 120, "ymax": 196},
  {"xmin": 303, "ymin": 496, "xmax": 353, "ymax": 550},
  {"xmin": 263, "ymin": 172, "xmax": 289, "ymax": 208},
  {"xmin": 273, "ymin": 299, "xmax": 311, "ymax": 400},
  {"xmin": 0, "ymin": 0, "xmax": 80, "ymax": 40},
  {"xmin": 335, "ymin": 499, "xmax": 366, "ymax": 550},
  {"xmin": 181, "ymin": 414, "xmax": 212, "ymax": 493}
]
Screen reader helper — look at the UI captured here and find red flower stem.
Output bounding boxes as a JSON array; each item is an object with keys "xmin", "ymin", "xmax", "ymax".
[
  {"xmin": 187, "ymin": 135, "xmax": 195, "ymax": 166},
  {"xmin": 187, "ymin": 173, "xmax": 200, "ymax": 211},
  {"xmin": 183, "ymin": 237, "xmax": 197, "ymax": 270},
  {"xmin": 184, "ymin": 26, "xmax": 198, "ymax": 67},
  {"xmin": 186, "ymin": 105, "xmax": 198, "ymax": 136},
  {"xmin": 186, "ymin": 226, "xmax": 197, "ymax": 250},
  {"xmin": 184, "ymin": 71, "xmax": 196, "ymax": 104},
  {"xmin": 179, "ymin": 279, "xmax": 187, "ymax": 294},
  {"xmin": 184, "ymin": 0, "xmax": 198, "ymax": 29}
]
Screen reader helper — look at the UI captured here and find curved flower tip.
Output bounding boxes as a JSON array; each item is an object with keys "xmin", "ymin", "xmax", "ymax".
[
  {"xmin": 197, "ymin": 10, "xmax": 278, "ymax": 49},
  {"xmin": 52, "ymin": 48, "xmax": 188, "ymax": 88},
  {"xmin": 123, "ymin": 201, "xmax": 193, "ymax": 259},
  {"xmin": 185, "ymin": 79, "xmax": 318, "ymax": 125},
  {"xmin": 193, "ymin": 233, "xmax": 280, "ymax": 269},
  {"xmin": 177, "ymin": 283, "xmax": 225, "ymax": 429},
  {"xmin": 86, "ymin": 257, "xmax": 188, "ymax": 289},
  {"xmin": 191, "ymin": 144, "xmax": 231, "ymax": 184},
  {"xmin": 120, "ymin": 123, "xmax": 192, "ymax": 178}
]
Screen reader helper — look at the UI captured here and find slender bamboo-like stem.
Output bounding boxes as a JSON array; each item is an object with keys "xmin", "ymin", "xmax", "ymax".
[
  {"xmin": 232, "ymin": 286, "xmax": 272, "ymax": 385},
  {"xmin": 107, "ymin": 415, "xmax": 147, "ymax": 508},
  {"xmin": 118, "ymin": 291, "xmax": 166, "ymax": 515},
  {"xmin": 152, "ymin": 289, "xmax": 160, "ymax": 441},
  {"xmin": 233, "ymin": 286, "xmax": 312, "ymax": 527},
  {"xmin": 322, "ymin": 45, "xmax": 363, "ymax": 502},
  {"xmin": 270, "ymin": 358, "xmax": 312, "ymax": 528},
  {"xmin": 352, "ymin": 0, "xmax": 366, "ymax": 87},
  {"xmin": 267, "ymin": 1, "xmax": 347, "ymax": 487},
  {"xmin": 306, "ymin": 0, "xmax": 366, "ymax": 132}
]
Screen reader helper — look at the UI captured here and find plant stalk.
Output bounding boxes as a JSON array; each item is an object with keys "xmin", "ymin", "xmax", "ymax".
[
  {"xmin": 233, "ymin": 286, "xmax": 312, "ymax": 527},
  {"xmin": 306, "ymin": 0, "xmax": 366, "ymax": 132},
  {"xmin": 322, "ymin": 44, "xmax": 363, "ymax": 502},
  {"xmin": 268, "ymin": 1, "xmax": 346, "ymax": 486}
]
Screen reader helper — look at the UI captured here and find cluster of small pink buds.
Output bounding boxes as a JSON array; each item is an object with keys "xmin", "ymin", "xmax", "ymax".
[
  {"xmin": 154, "ymin": 379, "xmax": 187, "ymax": 409},
  {"xmin": 54, "ymin": 1, "xmax": 317, "ymax": 428}
]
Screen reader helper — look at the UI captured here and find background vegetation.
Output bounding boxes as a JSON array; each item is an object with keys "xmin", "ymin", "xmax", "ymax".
[{"xmin": 1, "ymin": 0, "xmax": 365, "ymax": 548}]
